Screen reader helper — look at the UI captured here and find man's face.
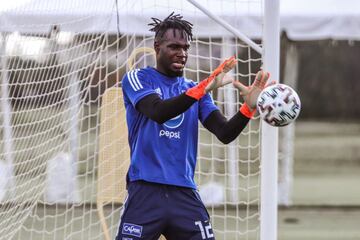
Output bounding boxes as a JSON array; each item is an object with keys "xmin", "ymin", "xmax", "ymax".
[{"xmin": 155, "ymin": 28, "xmax": 190, "ymax": 77}]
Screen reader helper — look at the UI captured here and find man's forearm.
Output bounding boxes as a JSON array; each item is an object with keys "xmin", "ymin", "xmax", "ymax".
[
  {"xmin": 203, "ymin": 110, "xmax": 250, "ymax": 144},
  {"xmin": 136, "ymin": 93, "xmax": 197, "ymax": 124}
]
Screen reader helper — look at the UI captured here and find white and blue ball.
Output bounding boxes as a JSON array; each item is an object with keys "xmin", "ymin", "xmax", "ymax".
[{"xmin": 257, "ymin": 84, "xmax": 301, "ymax": 127}]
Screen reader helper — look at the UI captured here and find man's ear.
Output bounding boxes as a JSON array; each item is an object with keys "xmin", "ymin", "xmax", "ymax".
[{"xmin": 154, "ymin": 41, "xmax": 160, "ymax": 54}]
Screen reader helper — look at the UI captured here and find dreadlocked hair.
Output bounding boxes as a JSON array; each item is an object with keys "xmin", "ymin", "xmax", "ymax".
[{"xmin": 148, "ymin": 12, "xmax": 193, "ymax": 41}]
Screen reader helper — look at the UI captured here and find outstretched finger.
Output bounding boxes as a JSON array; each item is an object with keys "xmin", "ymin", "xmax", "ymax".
[
  {"xmin": 218, "ymin": 56, "xmax": 235, "ymax": 70},
  {"xmin": 264, "ymin": 72, "xmax": 270, "ymax": 82},
  {"xmin": 224, "ymin": 56, "xmax": 236, "ymax": 65},
  {"xmin": 223, "ymin": 59, "xmax": 237, "ymax": 73},
  {"xmin": 254, "ymin": 70, "xmax": 270, "ymax": 88},
  {"xmin": 265, "ymin": 80, "xmax": 277, "ymax": 88},
  {"xmin": 213, "ymin": 56, "xmax": 236, "ymax": 76}
]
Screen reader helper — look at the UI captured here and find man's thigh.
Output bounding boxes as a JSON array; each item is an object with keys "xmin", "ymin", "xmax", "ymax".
[
  {"xmin": 163, "ymin": 187, "xmax": 215, "ymax": 240},
  {"xmin": 115, "ymin": 181, "xmax": 165, "ymax": 240}
]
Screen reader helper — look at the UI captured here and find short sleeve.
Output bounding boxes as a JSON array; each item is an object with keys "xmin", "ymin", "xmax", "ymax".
[
  {"xmin": 122, "ymin": 69, "xmax": 156, "ymax": 107},
  {"xmin": 198, "ymin": 93, "xmax": 219, "ymax": 124}
]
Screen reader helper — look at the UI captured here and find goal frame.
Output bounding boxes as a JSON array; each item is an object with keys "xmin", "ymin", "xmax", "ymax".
[
  {"xmin": 185, "ymin": 0, "xmax": 281, "ymax": 239},
  {"xmin": 0, "ymin": 0, "xmax": 281, "ymax": 239}
]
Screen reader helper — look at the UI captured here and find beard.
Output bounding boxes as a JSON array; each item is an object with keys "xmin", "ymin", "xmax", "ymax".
[
  {"xmin": 170, "ymin": 69, "xmax": 184, "ymax": 77},
  {"xmin": 160, "ymin": 62, "xmax": 185, "ymax": 77}
]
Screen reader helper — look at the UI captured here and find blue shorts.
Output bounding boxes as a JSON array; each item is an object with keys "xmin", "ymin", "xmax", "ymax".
[{"xmin": 116, "ymin": 181, "xmax": 215, "ymax": 240}]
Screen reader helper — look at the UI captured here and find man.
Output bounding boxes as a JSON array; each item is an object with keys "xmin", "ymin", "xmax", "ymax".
[{"xmin": 117, "ymin": 12, "xmax": 270, "ymax": 240}]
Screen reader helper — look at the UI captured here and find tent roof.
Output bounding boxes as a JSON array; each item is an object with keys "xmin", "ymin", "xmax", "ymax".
[{"xmin": 1, "ymin": 0, "xmax": 360, "ymax": 40}]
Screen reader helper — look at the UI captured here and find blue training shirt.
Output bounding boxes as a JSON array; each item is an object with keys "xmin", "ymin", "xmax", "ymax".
[{"xmin": 122, "ymin": 67, "xmax": 218, "ymax": 189}]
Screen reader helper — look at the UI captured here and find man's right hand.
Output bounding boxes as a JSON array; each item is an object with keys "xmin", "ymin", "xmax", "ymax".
[
  {"xmin": 204, "ymin": 56, "xmax": 236, "ymax": 93},
  {"xmin": 185, "ymin": 56, "xmax": 236, "ymax": 100}
]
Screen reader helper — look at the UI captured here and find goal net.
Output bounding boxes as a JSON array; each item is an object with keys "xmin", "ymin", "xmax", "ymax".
[{"xmin": 0, "ymin": 0, "xmax": 273, "ymax": 239}]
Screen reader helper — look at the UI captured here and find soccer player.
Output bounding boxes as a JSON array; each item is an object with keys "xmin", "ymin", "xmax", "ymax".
[{"xmin": 117, "ymin": 12, "xmax": 270, "ymax": 240}]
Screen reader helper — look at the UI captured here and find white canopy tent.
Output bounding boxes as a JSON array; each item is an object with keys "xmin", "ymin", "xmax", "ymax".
[{"xmin": 0, "ymin": 0, "xmax": 360, "ymax": 40}]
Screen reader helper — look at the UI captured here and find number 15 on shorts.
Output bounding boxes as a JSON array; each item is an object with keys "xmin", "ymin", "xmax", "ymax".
[{"xmin": 195, "ymin": 220, "xmax": 214, "ymax": 239}]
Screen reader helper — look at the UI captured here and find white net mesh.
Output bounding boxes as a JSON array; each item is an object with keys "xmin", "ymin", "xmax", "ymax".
[{"xmin": 0, "ymin": 0, "xmax": 265, "ymax": 239}]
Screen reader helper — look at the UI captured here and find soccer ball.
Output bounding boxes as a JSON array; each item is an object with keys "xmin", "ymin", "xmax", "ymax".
[{"xmin": 256, "ymin": 84, "xmax": 301, "ymax": 127}]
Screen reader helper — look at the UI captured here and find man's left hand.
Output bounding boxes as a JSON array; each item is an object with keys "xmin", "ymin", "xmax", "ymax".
[{"xmin": 233, "ymin": 70, "xmax": 273, "ymax": 110}]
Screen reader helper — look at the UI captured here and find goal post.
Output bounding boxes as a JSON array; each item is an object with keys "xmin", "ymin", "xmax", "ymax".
[
  {"xmin": 261, "ymin": 1, "xmax": 281, "ymax": 240},
  {"xmin": 0, "ymin": 1, "xmax": 281, "ymax": 239}
]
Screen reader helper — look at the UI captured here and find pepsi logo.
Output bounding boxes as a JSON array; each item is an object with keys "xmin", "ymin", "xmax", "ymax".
[{"xmin": 163, "ymin": 113, "xmax": 184, "ymax": 129}]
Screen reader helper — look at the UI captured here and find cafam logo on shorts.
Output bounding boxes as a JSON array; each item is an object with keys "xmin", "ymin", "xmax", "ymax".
[
  {"xmin": 122, "ymin": 223, "xmax": 142, "ymax": 237},
  {"xmin": 163, "ymin": 113, "xmax": 184, "ymax": 129}
]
